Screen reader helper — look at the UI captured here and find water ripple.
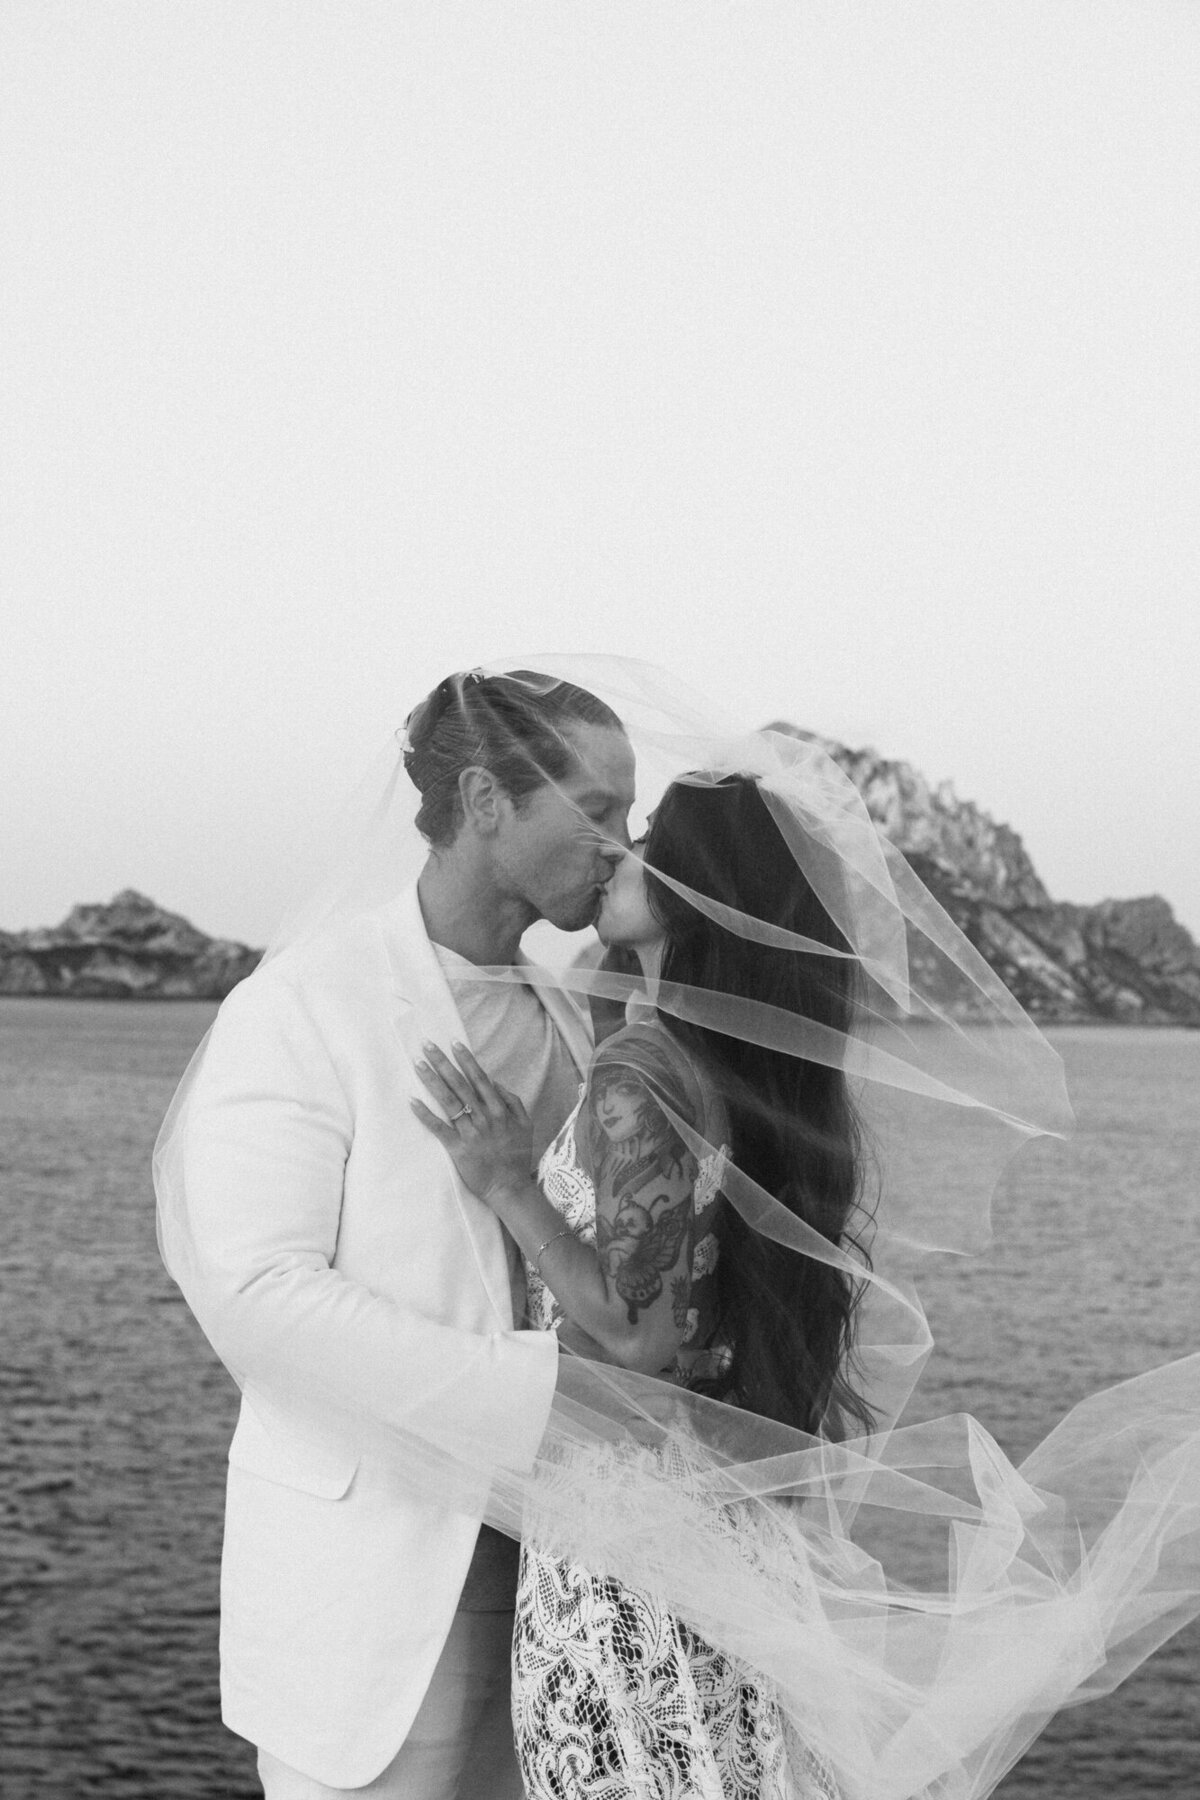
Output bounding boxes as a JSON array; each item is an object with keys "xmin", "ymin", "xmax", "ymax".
[{"xmin": 1, "ymin": 1002, "xmax": 1196, "ymax": 1798}]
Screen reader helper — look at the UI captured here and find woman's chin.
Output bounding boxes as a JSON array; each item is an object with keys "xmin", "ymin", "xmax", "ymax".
[
  {"xmin": 593, "ymin": 904, "xmax": 620, "ymax": 945},
  {"xmin": 595, "ymin": 913, "xmax": 633, "ymax": 950}
]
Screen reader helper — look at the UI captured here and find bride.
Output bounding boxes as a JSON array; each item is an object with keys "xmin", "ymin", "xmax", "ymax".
[
  {"xmin": 412, "ymin": 770, "xmax": 873, "ymax": 1797},
  {"xmin": 403, "ymin": 662, "xmax": 1200, "ymax": 1800}
]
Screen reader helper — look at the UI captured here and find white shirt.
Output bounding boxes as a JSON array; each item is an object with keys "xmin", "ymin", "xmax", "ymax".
[
  {"xmin": 431, "ymin": 942, "xmax": 583, "ymax": 1170},
  {"xmin": 431, "ymin": 940, "xmax": 584, "ymax": 1611}
]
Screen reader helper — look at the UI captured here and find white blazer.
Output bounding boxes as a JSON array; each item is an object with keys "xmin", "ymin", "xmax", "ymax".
[{"xmin": 162, "ymin": 885, "xmax": 591, "ymax": 1787}]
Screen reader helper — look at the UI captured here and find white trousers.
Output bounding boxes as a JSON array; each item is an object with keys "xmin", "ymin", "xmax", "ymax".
[{"xmin": 256, "ymin": 1610, "xmax": 523, "ymax": 1800}]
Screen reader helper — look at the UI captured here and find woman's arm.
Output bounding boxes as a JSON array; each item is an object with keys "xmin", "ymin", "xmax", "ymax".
[{"xmin": 412, "ymin": 1043, "xmax": 698, "ymax": 1377}]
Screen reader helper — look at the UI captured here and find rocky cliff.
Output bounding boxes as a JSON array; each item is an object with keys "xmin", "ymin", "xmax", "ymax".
[
  {"xmin": 0, "ymin": 890, "xmax": 262, "ymax": 1000},
  {"xmin": 5, "ymin": 745, "xmax": 1199, "ymax": 1023},
  {"xmin": 766, "ymin": 724, "xmax": 1200, "ymax": 1026}
]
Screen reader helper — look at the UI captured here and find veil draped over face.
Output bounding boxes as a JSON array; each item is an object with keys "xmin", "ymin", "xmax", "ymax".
[{"xmin": 155, "ymin": 656, "xmax": 1200, "ymax": 1800}]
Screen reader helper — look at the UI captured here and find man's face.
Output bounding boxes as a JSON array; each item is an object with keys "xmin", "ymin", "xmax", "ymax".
[{"xmin": 495, "ymin": 723, "xmax": 635, "ymax": 931}]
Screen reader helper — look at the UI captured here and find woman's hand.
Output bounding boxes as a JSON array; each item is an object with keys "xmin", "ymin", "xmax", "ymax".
[{"xmin": 410, "ymin": 1042, "xmax": 534, "ymax": 1208}]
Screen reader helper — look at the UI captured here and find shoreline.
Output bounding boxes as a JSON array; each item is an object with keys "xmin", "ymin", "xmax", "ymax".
[{"xmin": 1, "ymin": 992, "xmax": 1195, "ymax": 1030}]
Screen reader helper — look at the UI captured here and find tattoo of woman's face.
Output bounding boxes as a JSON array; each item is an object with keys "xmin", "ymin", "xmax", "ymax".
[{"xmin": 593, "ymin": 1075, "xmax": 651, "ymax": 1144}]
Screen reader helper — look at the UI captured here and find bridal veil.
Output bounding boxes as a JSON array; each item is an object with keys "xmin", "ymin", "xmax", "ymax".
[{"xmin": 156, "ymin": 656, "xmax": 1200, "ymax": 1800}]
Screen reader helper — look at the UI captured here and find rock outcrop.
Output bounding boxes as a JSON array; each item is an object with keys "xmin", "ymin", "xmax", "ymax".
[
  {"xmin": 0, "ymin": 890, "xmax": 261, "ymax": 1000},
  {"xmin": 6, "ymin": 747, "xmax": 1199, "ymax": 1025},
  {"xmin": 766, "ymin": 725, "xmax": 1200, "ymax": 1026}
]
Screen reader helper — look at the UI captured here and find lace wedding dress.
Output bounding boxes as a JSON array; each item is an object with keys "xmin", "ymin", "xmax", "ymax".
[{"xmin": 512, "ymin": 1033, "xmax": 842, "ymax": 1800}]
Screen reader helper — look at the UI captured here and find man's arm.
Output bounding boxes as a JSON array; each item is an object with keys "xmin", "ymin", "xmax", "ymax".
[{"xmin": 155, "ymin": 965, "xmax": 559, "ymax": 1481}]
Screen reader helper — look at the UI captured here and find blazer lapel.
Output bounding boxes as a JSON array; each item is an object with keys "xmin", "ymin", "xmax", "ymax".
[
  {"xmin": 381, "ymin": 887, "xmax": 471, "ymax": 1069},
  {"xmin": 378, "ymin": 886, "xmax": 515, "ymax": 1326},
  {"xmin": 376, "ymin": 887, "xmax": 596, "ymax": 1327}
]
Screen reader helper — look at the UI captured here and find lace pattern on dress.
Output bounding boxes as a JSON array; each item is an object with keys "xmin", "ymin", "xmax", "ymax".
[{"xmin": 514, "ymin": 1432, "xmax": 843, "ymax": 1800}]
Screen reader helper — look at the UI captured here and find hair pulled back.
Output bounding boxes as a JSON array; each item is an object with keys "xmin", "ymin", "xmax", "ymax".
[
  {"xmin": 403, "ymin": 670, "xmax": 622, "ymax": 847},
  {"xmin": 644, "ymin": 775, "xmax": 874, "ymax": 1441}
]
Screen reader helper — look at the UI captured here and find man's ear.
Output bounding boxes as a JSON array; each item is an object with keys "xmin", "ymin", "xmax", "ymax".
[{"xmin": 458, "ymin": 765, "xmax": 504, "ymax": 836}]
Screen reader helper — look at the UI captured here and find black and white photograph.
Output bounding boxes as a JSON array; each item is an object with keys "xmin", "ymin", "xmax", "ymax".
[{"xmin": 2, "ymin": 6, "xmax": 1198, "ymax": 1798}]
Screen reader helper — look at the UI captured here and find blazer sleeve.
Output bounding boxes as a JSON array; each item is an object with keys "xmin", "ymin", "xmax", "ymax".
[{"xmin": 157, "ymin": 963, "xmax": 559, "ymax": 1484}]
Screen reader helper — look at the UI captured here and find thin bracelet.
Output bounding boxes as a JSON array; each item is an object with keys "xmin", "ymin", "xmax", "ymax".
[{"xmin": 534, "ymin": 1227, "xmax": 574, "ymax": 1278}]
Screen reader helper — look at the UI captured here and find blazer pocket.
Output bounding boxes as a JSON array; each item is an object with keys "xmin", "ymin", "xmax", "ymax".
[{"xmin": 227, "ymin": 1405, "xmax": 359, "ymax": 1500}]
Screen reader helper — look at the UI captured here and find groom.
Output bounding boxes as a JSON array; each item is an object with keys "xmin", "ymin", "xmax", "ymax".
[{"xmin": 159, "ymin": 672, "xmax": 634, "ymax": 1798}]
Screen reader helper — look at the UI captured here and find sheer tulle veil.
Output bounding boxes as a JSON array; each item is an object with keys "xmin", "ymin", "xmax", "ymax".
[{"xmin": 155, "ymin": 655, "xmax": 1200, "ymax": 1800}]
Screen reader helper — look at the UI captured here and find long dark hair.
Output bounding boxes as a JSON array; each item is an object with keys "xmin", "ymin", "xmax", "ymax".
[{"xmin": 644, "ymin": 774, "xmax": 874, "ymax": 1441}]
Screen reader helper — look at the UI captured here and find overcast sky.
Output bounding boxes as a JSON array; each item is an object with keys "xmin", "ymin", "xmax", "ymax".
[{"xmin": 3, "ymin": 2, "xmax": 1198, "ymax": 945}]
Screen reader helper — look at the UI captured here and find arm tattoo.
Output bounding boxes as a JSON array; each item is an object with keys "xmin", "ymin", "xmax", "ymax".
[
  {"xmin": 671, "ymin": 1273, "xmax": 691, "ymax": 1331},
  {"xmin": 596, "ymin": 1195, "xmax": 691, "ymax": 1324},
  {"xmin": 590, "ymin": 1067, "xmax": 698, "ymax": 1325}
]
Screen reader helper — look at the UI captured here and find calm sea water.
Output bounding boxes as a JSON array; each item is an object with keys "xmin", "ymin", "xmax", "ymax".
[{"xmin": 1, "ymin": 1000, "xmax": 1196, "ymax": 1798}]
